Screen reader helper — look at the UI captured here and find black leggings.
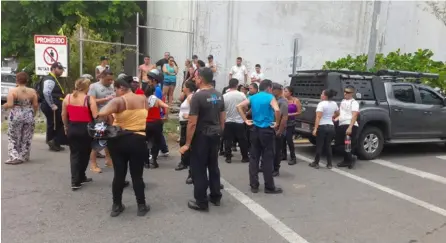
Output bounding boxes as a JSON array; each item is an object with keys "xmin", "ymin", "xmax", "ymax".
[
  {"xmin": 146, "ymin": 120, "xmax": 163, "ymax": 162},
  {"xmin": 107, "ymin": 133, "xmax": 147, "ymax": 205},
  {"xmin": 67, "ymin": 122, "xmax": 92, "ymax": 185},
  {"xmin": 179, "ymin": 121, "xmax": 190, "ymax": 166},
  {"xmin": 282, "ymin": 125, "xmax": 296, "ymax": 159},
  {"xmin": 314, "ymin": 125, "xmax": 335, "ymax": 165}
]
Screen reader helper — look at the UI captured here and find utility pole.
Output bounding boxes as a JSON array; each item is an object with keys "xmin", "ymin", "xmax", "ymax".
[{"xmin": 366, "ymin": 1, "xmax": 382, "ymax": 70}]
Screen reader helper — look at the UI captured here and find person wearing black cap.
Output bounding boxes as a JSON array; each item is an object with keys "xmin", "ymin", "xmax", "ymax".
[
  {"xmin": 179, "ymin": 67, "xmax": 225, "ymax": 211},
  {"xmin": 236, "ymin": 79, "xmax": 283, "ymax": 194},
  {"xmin": 40, "ymin": 62, "xmax": 67, "ymax": 151},
  {"xmin": 95, "ymin": 56, "xmax": 110, "ymax": 82}
]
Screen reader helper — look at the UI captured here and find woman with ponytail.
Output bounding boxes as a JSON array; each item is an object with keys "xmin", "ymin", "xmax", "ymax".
[{"xmin": 62, "ymin": 77, "xmax": 98, "ymax": 191}]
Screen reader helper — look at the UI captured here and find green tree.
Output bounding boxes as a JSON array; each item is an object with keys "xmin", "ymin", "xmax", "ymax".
[
  {"xmin": 323, "ymin": 49, "xmax": 446, "ymax": 90},
  {"xmin": 426, "ymin": 1, "xmax": 446, "ymax": 26},
  {"xmin": 1, "ymin": 1, "xmax": 141, "ymax": 70}
]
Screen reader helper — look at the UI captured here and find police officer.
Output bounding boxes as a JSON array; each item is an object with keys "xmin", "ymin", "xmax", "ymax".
[
  {"xmin": 179, "ymin": 67, "xmax": 225, "ymax": 211},
  {"xmin": 41, "ymin": 62, "xmax": 66, "ymax": 151},
  {"xmin": 236, "ymin": 79, "xmax": 283, "ymax": 194}
]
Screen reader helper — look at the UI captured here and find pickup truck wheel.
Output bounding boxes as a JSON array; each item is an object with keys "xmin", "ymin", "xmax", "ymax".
[
  {"xmin": 357, "ymin": 126, "xmax": 384, "ymax": 160},
  {"xmin": 308, "ymin": 137, "xmax": 317, "ymax": 145}
]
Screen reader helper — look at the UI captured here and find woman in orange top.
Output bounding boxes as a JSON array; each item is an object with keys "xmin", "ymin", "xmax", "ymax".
[{"xmin": 97, "ymin": 77, "xmax": 150, "ymax": 217}]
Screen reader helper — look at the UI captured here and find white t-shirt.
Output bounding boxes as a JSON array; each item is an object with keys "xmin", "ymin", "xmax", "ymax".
[
  {"xmin": 206, "ymin": 62, "xmax": 218, "ymax": 75},
  {"xmin": 147, "ymin": 95, "xmax": 158, "ymax": 108},
  {"xmin": 223, "ymin": 90, "xmax": 247, "ymax": 123},
  {"xmin": 339, "ymin": 99, "xmax": 359, "ymax": 126},
  {"xmin": 229, "ymin": 65, "xmax": 248, "ymax": 83},
  {"xmin": 316, "ymin": 100, "xmax": 339, "ymax": 126},
  {"xmin": 250, "ymin": 71, "xmax": 264, "ymax": 83},
  {"xmin": 96, "ymin": 65, "xmax": 110, "ymax": 81}
]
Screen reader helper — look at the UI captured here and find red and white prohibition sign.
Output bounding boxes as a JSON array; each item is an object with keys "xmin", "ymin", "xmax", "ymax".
[{"xmin": 43, "ymin": 47, "xmax": 58, "ymax": 65}]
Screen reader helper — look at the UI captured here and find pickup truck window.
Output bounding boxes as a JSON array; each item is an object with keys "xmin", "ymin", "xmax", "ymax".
[
  {"xmin": 419, "ymin": 88, "xmax": 443, "ymax": 106},
  {"xmin": 392, "ymin": 85, "xmax": 415, "ymax": 103}
]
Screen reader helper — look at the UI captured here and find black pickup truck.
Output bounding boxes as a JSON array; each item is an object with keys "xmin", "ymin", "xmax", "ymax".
[{"xmin": 290, "ymin": 70, "xmax": 446, "ymax": 160}]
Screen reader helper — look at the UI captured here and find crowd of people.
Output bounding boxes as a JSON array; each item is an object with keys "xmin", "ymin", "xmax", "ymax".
[{"xmin": 2, "ymin": 52, "xmax": 360, "ymax": 217}]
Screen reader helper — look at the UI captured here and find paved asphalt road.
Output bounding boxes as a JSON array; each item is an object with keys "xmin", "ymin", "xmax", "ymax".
[{"xmin": 2, "ymin": 135, "xmax": 446, "ymax": 243}]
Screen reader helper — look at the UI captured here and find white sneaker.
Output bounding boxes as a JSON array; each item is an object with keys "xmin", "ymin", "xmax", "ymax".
[{"xmin": 159, "ymin": 152, "xmax": 169, "ymax": 157}]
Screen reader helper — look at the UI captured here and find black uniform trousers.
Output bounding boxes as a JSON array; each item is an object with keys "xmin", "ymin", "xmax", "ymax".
[
  {"xmin": 334, "ymin": 124, "xmax": 358, "ymax": 163},
  {"xmin": 67, "ymin": 122, "xmax": 92, "ymax": 185},
  {"xmin": 190, "ymin": 131, "xmax": 222, "ymax": 207},
  {"xmin": 224, "ymin": 122, "xmax": 249, "ymax": 160},
  {"xmin": 108, "ymin": 133, "xmax": 147, "ymax": 205},
  {"xmin": 273, "ymin": 134, "xmax": 285, "ymax": 172},
  {"xmin": 314, "ymin": 125, "xmax": 336, "ymax": 165},
  {"xmin": 146, "ymin": 120, "xmax": 163, "ymax": 163},
  {"xmin": 249, "ymin": 126, "xmax": 276, "ymax": 189},
  {"xmin": 179, "ymin": 121, "xmax": 190, "ymax": 166},
  {"xmin": 40, "ymin": 102, "xmax": 67, "ymax": 145}
]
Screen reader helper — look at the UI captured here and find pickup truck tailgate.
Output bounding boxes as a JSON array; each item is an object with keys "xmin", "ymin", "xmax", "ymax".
[{"xmin": 296, "ymin": 98, "xmax": 319, "ymax": 134}]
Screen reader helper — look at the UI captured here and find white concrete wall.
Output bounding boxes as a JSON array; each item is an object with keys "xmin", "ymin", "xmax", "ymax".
[
  {"xmin": 192, "ymin": 1, "xmax": 445, "ymax": 91},
  {"xmin": 146, "ymin": 1, "xmax": 445, "ymax": 94},
  {"xmin": 145, "ymin": 1, "xmax": 195, "ymax": 98}
]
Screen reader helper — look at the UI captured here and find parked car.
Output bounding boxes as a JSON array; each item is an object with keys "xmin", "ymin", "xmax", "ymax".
[
  {"xmin": 290, "ymin": 69, "xmax": 446, "ymax": 160},
  {"xmin": 1, "ymin": 71, "xmax": 16, "ymax": 105}
]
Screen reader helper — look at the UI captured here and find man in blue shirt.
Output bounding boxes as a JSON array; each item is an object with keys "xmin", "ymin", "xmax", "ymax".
[{"xmin": 236, "ymin": 79, "xmax": 283, "ymax": 194}]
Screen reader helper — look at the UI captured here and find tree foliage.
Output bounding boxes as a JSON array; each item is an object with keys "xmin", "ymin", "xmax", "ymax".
[
  {"xmin": 1, "ymin": 1, "xmax": 141, "ymax": 67},
  {"xmin": 323, "ymin": 49, "xmax": 446, "ymax": 90},
  {"xmin": 426, "ymin": 1, "xmax": 446, "ymax": 26}
]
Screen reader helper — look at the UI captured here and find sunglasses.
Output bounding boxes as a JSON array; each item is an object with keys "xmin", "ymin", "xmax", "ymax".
[{"xmin": 344, "ymin": 90, "xmax": 353, "ymax": 94}]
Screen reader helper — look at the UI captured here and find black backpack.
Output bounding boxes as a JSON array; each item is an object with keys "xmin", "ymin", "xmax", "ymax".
[{"xmin": 33, "ymin": 76, "xmax": 45, "ymax": 103}]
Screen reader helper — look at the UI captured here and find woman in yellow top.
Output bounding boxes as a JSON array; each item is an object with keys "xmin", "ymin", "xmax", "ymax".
[{"xmin": 97, "ymin": 77, "xmax": 149, "ymax": 217}]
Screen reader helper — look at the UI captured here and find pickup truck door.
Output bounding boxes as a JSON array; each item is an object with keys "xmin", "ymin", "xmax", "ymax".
[
  {"xmin": 416, "ymin": 87, "xmax": 446, "ymax": 138},
  {"xmin": 296, "ymin": 98, "xmax": 319, "ymax": 134},
  {"xmin": 388, "ymin": 84, "xmax": 425, "ymax": 138}
]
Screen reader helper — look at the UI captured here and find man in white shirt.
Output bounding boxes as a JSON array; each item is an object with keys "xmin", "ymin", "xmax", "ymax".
[
  {"xmin": 229, "ymin": 57, "xmax": 248, "ymax": 85},
  {"xmin": 192, "ymin": 55, "xmax": 199, "ymax": 70},
  {"xmin": 334, "ymin": 86, "xmax": 359, "ymax": 169},
  {"xmin": 95, "ymin": 56, "xmax": 110, "ymax": 82},
  {"xmin": 206, "ymin": 55, "xmax": 217, "ymax": 87},
  {"xmin": 223, "ymin": 78, "xmax": 249, "ymax": 163},
  {"xmin": 250, "ymin": 64, "xmax": 264, "ymax": 84}
]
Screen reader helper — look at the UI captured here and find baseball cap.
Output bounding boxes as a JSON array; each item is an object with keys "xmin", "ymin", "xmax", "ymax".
[
  {"xmin": 208, "ymin": 54, "xmax": 214, "ymax": 59},
  {"xmin": 100, "ymin": 56, "xmax": 109, "ymax": 61},
  {"xmin": 51, "ymin": 62, "xmax": 64, "ymax": 69}
]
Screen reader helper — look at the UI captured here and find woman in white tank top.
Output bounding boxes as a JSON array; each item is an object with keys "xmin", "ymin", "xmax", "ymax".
[
  {"xmin": 175, "ymin": 80, "xmax": 197, "ymax": 185},
  {"xmin": 309, "ymin": 89, "xmax": 339, "ymax": 169}
]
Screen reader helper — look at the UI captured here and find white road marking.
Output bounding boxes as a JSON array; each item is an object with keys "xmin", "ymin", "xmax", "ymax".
[
  {"xmin": 370, "ymin": 159, "xmax": 446, "ymax": 185},
  {"xmin": 221, "ymin": 178, "xmax": 310, "ymax": 243},
  {"xmin": 295, "ymin": 154, "xmax": 446, "ymax": 217},
  {"xmin": 436, "ymin": 156, "xmax": 446, "ymax": 161}
]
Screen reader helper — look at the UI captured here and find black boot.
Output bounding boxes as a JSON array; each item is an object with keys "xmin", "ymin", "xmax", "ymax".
[
  {"xmin": 110, "ymin": 203, "xmax": 125, "ymax": 217},
  {"xmin": 137, "ymin": 204, "xmax": 150, "ymax": 216},
  {"xmin": 186, "ymin": 170, "xmax": 193, "ymax": 184},
  {"xmin": 150, "ymin": 160, "xmax": 159, "ymax": 169}
]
